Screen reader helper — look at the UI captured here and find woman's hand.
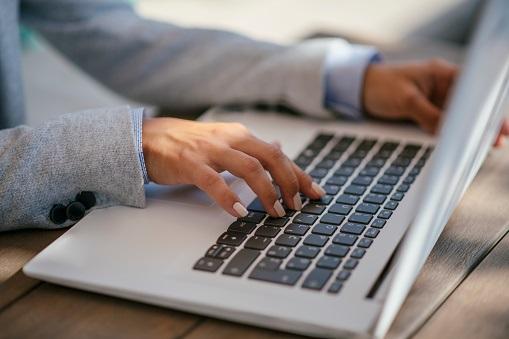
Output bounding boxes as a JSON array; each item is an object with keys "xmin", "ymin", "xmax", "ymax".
[
  {"xmin": 362, "ymin": 59, "xmax": 509, "ymax": 145},
  {"xmin": 142, "ymin": 118, "xmax": 325, "ymax": 218}
]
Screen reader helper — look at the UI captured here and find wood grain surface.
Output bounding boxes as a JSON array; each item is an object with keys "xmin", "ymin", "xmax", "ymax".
[{"xmin": 416, "ymin": 233, "xmax": 509, "ymax": 339}]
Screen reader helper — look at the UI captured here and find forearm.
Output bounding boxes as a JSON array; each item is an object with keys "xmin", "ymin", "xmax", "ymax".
[
  {"xmin": 20, "ymin": 0, "xmax": 334, "ymax": 117},
  {"xmin": 0, "ymin": 106, "xmax": 145, "ymax": 231}
]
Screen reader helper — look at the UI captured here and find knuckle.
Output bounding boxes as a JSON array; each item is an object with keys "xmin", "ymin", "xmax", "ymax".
[
  {"xmin": 403, "ymin": 88, "xmax": 420, "ymax": 107},
  {"xmin": 266, "ymin": 144, "xmax": 286, "ymax": 163},
  {"xmin": 200, "ymin": 172, "xmax": 221, "ymax": 189},
  {"xmin": 243, "ymin": 157, "xmax": 263, "ymax": 173}
]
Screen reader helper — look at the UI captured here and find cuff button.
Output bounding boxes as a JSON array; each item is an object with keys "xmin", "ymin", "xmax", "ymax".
[
  {"xmin": 66, "ymin": 201, "xmax": 86, "ymax": 221},
  {"xmin": 49, "ymin": 204, "xmax": 67, "ymax": 224},
  {"xmin": 76, "ymin": 191, "xmax": 96, "ymax": 210}
]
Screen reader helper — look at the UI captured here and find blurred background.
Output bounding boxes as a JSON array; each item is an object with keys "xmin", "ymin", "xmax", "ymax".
[{"xmin": 22, "ymin": 0, "xmax": 481, "ymax": 126}]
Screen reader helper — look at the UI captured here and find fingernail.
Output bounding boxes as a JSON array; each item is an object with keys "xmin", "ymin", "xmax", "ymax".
[
  {"xmin": 293, "ymin": 193, "xmax": 302, "ymax": 210},
  {"xmin": 233, "ymin": 202, "xmax": 248, "ymax": 218},
  {"xmin": 273, "ymin": 200, "xmax": 286, "ymax": 217},
  {"xmin": 312, "ymin": 182, "xmax": 326, "ymax": 197}
]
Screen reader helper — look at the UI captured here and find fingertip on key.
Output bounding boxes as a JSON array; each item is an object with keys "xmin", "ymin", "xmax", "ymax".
[
  {"xmin": 233, "ymin": 202, "xmax": 248, "ymax": 218},
  {"xmin": 312, "ymin": 182, "xmax": 326, "ymax": 197}
]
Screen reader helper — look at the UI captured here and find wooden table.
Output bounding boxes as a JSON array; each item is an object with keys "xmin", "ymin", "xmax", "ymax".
[{"xmin": 1, "ymin": 146, "xmax": 509, "ymax": 339}]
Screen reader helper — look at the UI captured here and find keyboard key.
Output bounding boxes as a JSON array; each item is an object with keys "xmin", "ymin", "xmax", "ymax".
[
  {"xmin": 349, "ymin": 212, "xmax": 373, "ymax": 225},
  {"xmin": 294, "ymin": 213, "xmax": 318, "ymax": 225},
  {"xmin": 286, "ymin": 257, "xmax": 311, "ymax": 271},
  {"xmin": 352, "ymin": 176, "xmax": 373, "ymax": 186},
  {"xmin": 336, "ymin": 194, "xmax": 359, "ymax": 205},
  {"xmin": 241, "ymin": 211, "xmax": 265, "ymax": 224},
  {"xmin": 371, "ymin": 184, "xmax": 393, "ymax": 195},
  {"xmin": 228, "ymin": 221, "xmax": 257, "ymax": 234},
  {"xmin": 365, "ymin": 228, "xmax": 380, "ymax": 238},
  {"xmin": 275, "ymin": 234, "xmax": 301, "ymax": 247},
  {"xmin": 391, "ymin": 192, "xmax": 404, "ymax": 201},
  {"xmin": 378, "ymin": 210, "xmax": 393, "ymax": 219},
  {"xmin": 223, "ymin": 249, "xmax": 260, "ymax": 276},
  {"xmin": 343, "ymin": 157, "xmax": 362, "ymax": 167},
  {"xmin": 328, "ymin": 281, "xmax": 344, "ymax": 294},
  {"xmin": 312, "ymin": 223, "xmax": 337, "ymax": 236},
  {"xmin": 364, "ymin": 193, "xmax": 386, "ymax": 204},
  {"xmin": 303, "ymin": 234, "xmax": 329, "ymax": 247},
  {"xmin": 316, "ymin": 159, "xmax": 335, "ymax": 169},
  {"xmin": 336, "ymin": 270, "xmax": 351, "ymax": 281},
  {"xmin": 397, "ymin": 184, "xmax": 410, "ymax": 193},
  {"xmin": 367, "ymin": 158, "xmax": 386, "ymax": 168},
  {"xmin": 217, "ymin": 246, "xmax": 235, "ymax": 259},
  {"xmin": 351, "ymin": 248, "xmax": 366, "ymax": 258},
  {"xmin": 332, "ymin": 233, "xmax": 358, "ymax": 246},
  {"xmin": 302, "ymin": 268, "xmax": 333, "ymax": 290},
  {"xmin": 381, "ymin": 141, "xmax": 399, "ymax": 151},
  {"xmin": 403, "ymin": 175, "xmax": 415, "ymax": 184},
  {"xmin": 343, "ymin": 258, "xmax": 359, "ymax": 270},
  {"xmin": 324, "ymin": 184, "xmax": 341, "ymax": 195},
  {"xmin": 356, "ymin": 203, "xmax": 380, "ymax": 215},
  {"xmin": 218, "ymin": 232, "xmax": 246, "ymax": 246},
  {"xmin": 385, "ymin": 166, "xmax": 405, "ymax": 176},
  {"xmin": 410, "ymin": 167, "xmax": 421, "ymax": 176},
  {"xmin": 385, "ymin": 201, "xmax": 399, "ymax": 210},
  {"xmin": 357, "ymin": 139, "xmax": 377, "ymax": 151},
  {"xmin": 328, "ymin": 203, "xmax": 352, "ymax": 215},
  {"xmin": 244, "ymin": 236, "xmax": 271, "ymax": 250},
  {"xmin": 264, "ymin": 217, "xmax": 289, "ymax": 227},
  {"xmin": 341, "ymin": 222, "xmax": 365, "ymax": 235},
  {"xmin": 378, "ymin": 175, "xmax": 399, "ymax": 185},
  {"xmin": 324, "ymin": 151, "xmax": 343, "ymax": 161},
  {"xmin": 317, "ymin": 256, "xmax": 341, "ymax": 269},
  {"xmin": 206, "ymin": 244, "xmax": 223, "ymax": 258},
  {"xmin": 295, "ymin": 156, "xmax": 312, "ymax": 169},
  {"xmin": 295, "ymin": 245, "xmax": 320, "ymax": 258},
  {"xmin": 249, "ymin": 268, "xmax": 302, "ymax": 286},
  {"xmin": 334, "ymin": 136, "xmax": 355, "ymax": 151},
  {"xmin": 325, "ymin": 244, "xmax": 349, "ymax": 257},
  {"xmin": 311, "ymin": 195, "xmax": 334, "ymax": 205},
  {"xmin": 392, "ymin": 157, "xmax": 411, "ymax": 167},
  {"xmin": 285, "ymin": 223, "xmax": 310, "ymax": 236},
  {"xmin": 310, "ymin": 168, "xmax": 328, "ymax": 179},
  {"xmin": 247, "ymin": 198, "xmax": 266, "ymax": 213},
  {"xmin": 301, "ymin": 203, "xmax": 326, "ymax": 215},
  {"xmin": 267, "ymin": 245, "xmax": 292, "ymax": 258},
  {"xmin": 320, "ymin": 213, "xmax": 345, "ymax": 225},
  {"xmin": 256, "ymin": 257, "xmax": 282, "ymax": 271},
  {"xmin": 326, "ymin": 176, "xmax": 347, "ymax": 186},
  {"xmin": 344, "ymin": 185, "xmax": 367, "ymax": 196},
  {"xmin": 334, "ymin": 166, "xmax": 355, "ymax": 177},
  {"xmin": 371, "ymin": 219, "xmax": 386, "ymax": 228},
  {"xmin": 194, "ymin": 257, "xmax": 223, "ymax": 272},
  {"xmin": 255, "ymin": 225, "xmax": 280, "ymax": 238},
  {"xmin": 359, "ymin": 166, "xmax": 380, "ymax": 177},
  {"xmin": 358, "ymin": 238, "xmax": 373, "ymax": 248}
]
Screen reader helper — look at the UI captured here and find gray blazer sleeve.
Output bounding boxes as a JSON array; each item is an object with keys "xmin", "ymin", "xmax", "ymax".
[
  {"xmin": 0, "ymin": 107, "xmax": 145, "ymax": 231},
  {"xmin": 20, "ymin": 0, "xmax": 334, "ymax": 118}
]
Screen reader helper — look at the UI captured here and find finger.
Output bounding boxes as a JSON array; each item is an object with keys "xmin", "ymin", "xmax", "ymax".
[
  {"xmin": 212, "ymin": 147, "xmax": 286, "ymax": 217},
  {"xmin": 428, "ymin": 59, "xmax": 459, "ymax": 109},
  {"xmin": 494, "ymin": 134, "xmax": 505, "ymax": 148},
  {"xmin": 271, "ymin": 140, "xmax": 324, "ymax": 201},
  {"xmin": 291, "ymin": 162, "xmax": 326, "ymax": 200},
  {"xmin": 406, "ymin": 89, "xmax": 442, "ymax": 134},
  {"xmin": 233, "ymin": 137, "xmax": 302, "ymax": 211},
  {"xmin": 192, "ymin": 165, "xmax": 247, "ymax": 218},
  {"xmin": 501, "ymin": 120, "xmax": 509, "ymax": 135}
]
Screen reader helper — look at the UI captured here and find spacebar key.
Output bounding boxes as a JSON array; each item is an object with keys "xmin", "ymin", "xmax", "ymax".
[
  {"xmin": 249, "ymin": 268, "xmax": 302, "ymax": 286},
  {"xmin": 223, "ymin": 249, "xmax": 260, "ymax": 276}
]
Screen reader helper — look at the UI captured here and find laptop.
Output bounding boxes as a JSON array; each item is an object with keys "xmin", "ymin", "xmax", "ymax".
[{"xmin": 24, "ymin": 0, "xmax": 509, "ymax": 337}]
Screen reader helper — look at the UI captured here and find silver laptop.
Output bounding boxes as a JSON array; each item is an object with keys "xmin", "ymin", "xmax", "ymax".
[{"xmin": 24, "ymin": 1, "xmax": 509, "ymax": 337}]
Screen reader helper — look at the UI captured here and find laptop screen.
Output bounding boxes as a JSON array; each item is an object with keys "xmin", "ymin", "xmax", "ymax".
[{"xmin": 375, "ymin": 0, "xmax": 509, "ymax": 336}]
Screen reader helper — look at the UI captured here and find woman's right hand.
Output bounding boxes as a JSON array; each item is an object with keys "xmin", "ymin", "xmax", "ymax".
[{"xmin": 142, "ymin": 118, "xmax": 326, "ymax": 218}]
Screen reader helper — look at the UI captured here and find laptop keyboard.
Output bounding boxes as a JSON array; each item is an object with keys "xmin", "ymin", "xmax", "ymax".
[{"xmin": 193, "ymin": 133, "xmax": 432, "ymax": 294}]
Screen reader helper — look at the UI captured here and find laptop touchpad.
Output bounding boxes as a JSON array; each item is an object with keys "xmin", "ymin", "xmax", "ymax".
[{"xmin": 145, "ymin": 172, "xmax": 248, "ymax": 207}]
